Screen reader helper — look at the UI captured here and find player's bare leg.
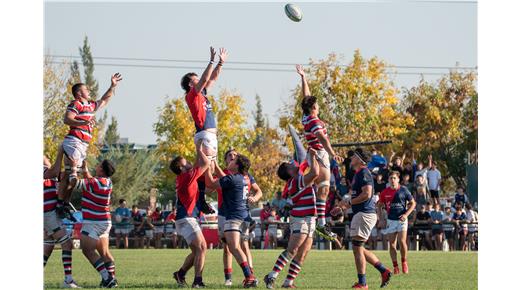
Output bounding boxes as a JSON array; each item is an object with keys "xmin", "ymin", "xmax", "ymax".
[
  {"xmin": 315, "ymin": 167, "xmax": 336, "ymax": 240},
  {"xmin": 388, "ymin": 232, "xmax": 400, "ymax": 274},
  {"xmin": 398, "ymin": 231, "xmax": 409, "ymax": 273}
]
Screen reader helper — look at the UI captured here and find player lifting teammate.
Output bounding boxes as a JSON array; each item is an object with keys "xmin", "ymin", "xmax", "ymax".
[
  {"xmin": 56, "ymin": 73, "xmax": 123, "ymax": 220},
  {"xmin": 43, "ymin": 146, "xmax": 80, "ymax": 288},
  {"xmin": 331, "ymin": 148, "xmax": 392, "ymax": 289},
  {"xmin": 295, "ymin": 64, "xmax": 342, "ymax": 241},
  {"xmin": 264, "ymin": 148, "xmax": 320, "ymax": 289}
]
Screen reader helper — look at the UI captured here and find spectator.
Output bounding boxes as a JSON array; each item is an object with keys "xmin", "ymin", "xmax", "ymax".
[
  {"xmin": 137, "ymin": 208, "xmax": 155, "ymax": 249},
  {"xmin": 151, "ymin": 207, "xmax": 164, "ymax": 249},
  {"xmin": 131, "ymin": 205, "xmax": 145, "ymax": 248},
  {"xmin": 401, "ymin": 174, "xmax": 414, "ymax": 193},
  {"xmin": 388, "ymin": 151, "xmax": 405, "ymax": 177},
  {"xmin": 267, "ymin": 208, "xmax": 280, "ymax": 249},
  {"xmin": 338, "ymin": 176, "xmax": 349, "ymax": 198},
  {"xmin": 260, "ymin": 202, "xmax": 271, "ymax": 246},
  {"xmin": 453, "ymin": 187, "xmax": 470, "ymax": 208},
  {"xmin": 415, "ymin": 204, "xmax": 433, "ymax": 250},
  {"xmin": 465, "ymin": 203, "xmax": 478, "ymax": 251},
  {"xmin": 114, "ymin": 198, "xmax": 132, "ymax": 249},
  {"xmin": 430, "ymin": 203, "xmax": 445, "ymax": 250},
  {"xmin": 425, "ymin": 201, "xmax": 433, "ymax": 213},
  {"xmin": 270, "ymin": 191, "xmax": 287, "ymax": 216},
  {"xmin": 373, "ymin": 173, "xmax": 387, "ymax": 195},
  {"xmin": 403, "ymin": 162, "xmax": 414, "ymax": 183},
  {"xmin": 427, "ymin": 155, "xmax": 442, "ymax": 206},
  {"xmin": 442, "ymin": 207, "xmax": 455, "ymax": 251},
  {"xmin": 164, "ymin": 208, "xmax": 178, "ymax": 249},
  {"xmin": 414, "ymin": 160, "xmax": 428, "ymax": 182},
  {"xmin": 452, "ymin": 203, "xmax": 468, "ymax": 251},
  {"xmin": 415, "ymin": 186, "xmax": 430, "ymax": 209},
  {"xmin": 414, "ymin": 175, "xmax": 429, "ymax": 194}
]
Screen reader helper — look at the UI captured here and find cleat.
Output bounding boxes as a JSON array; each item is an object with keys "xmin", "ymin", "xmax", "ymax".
[
  {"xmin": 393, "ymin": 266, "xmax": 400, "ymax": 275},
  {"xmin": 264, "ymin": 275, "xmax": 276, "ymax": 289},
  {"xmin": 62, "ymin": 280, "xmax": 81, "ymax": 288},
  {"xmin": 224, "ymin": 279, "xmax": 233, "ymax": 286},
  {"xmin": 192, "ymin": 282, "xmax": 206, "ymax": 288},
  {"xmin": 315, "ymin": 225, "xmax": 337, "ymax": 241},
  {"xmin": 173, "ymin": 271, "xmax": 188, "ymax": 287},
  {"xmin": 402, "ymin": 262, "xmax": 409, "ymax": 274},
  {"xmin": 380, "ymin": 270, "xmax": 392, "ymax": 288},
  {"xmin": 101, "ymin": 276, "xmax": 117, "ymax": 288},
  {"xmin": 243, "ymin": 276, "xmax": 258, "ymax": 288},
  {"xmin": 352, "ymin": 282, "xmax": 368, "ymax": 289}
]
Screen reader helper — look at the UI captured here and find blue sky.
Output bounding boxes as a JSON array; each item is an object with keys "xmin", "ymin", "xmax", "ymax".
[{"xmin": 44, "ymin": 1, "xmax": 477, "ymax": 144}]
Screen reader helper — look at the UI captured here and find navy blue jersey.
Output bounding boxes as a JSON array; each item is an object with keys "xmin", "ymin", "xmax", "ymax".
[
  {"xmin": 220, "ymin": 173, "xmax": 249, "ymax": 221},
  {"xmin": 351, "ymin": 167, "xmax": 376, "ymax": 214},
  {"xmin": 379, "ymin": 186, "xmax": 413, "ymax": 220}
]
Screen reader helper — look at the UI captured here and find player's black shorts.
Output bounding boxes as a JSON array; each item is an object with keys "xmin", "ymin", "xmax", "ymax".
[{"xmin": 430, "ymin": 190, "xmax": 439, "ymax": 198}]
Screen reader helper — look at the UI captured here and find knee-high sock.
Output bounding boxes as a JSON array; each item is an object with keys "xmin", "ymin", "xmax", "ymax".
[
  {"xmin": 62, "ymin": 250, "xmax": 72, "ymax": 281},
  {"xmin": 316, "ymin": 199, "xmax": 326, "ymax": 227},
  {"xmin": 105, "ymin": 261, "xmax": 116, "ymax": 278},
  {"xmin": 284, "ymin": 259, "xmax": 302, "ymax": 286},
  {"xmin": 92, "ymin": 258, "xmax": 109, "ymax": 280},
  {"xmin": 269, "ymin": 250, "xmax": 290, "ymax": 279}
]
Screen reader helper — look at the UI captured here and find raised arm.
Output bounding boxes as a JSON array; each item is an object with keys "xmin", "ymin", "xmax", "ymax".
[
  {"xmin": 315, "ymin": 130, "xmax": 342, "ymax": 163},
  {"xmin": 213, "ymin": 159, "xmax": 226, "ymax": 178},
  {"xmin": 81, "ymin": 160, "xmax": 93, "ymax": 179},
  {"xmin": 44, "ymin": 145, "xmax": 64, "ymax": 179},
  {"xmin": 296, "ymin": 64, "xmax": 311, "ymax": 98},
  {"xmin": 194, "ymin": 47, "xmax": 217, "ymax": 93},
  {"xmin": 195, "ymin": 140, "xmax": 210, "ymax": 173},
  {"xmin": 248, "ymin": 182, "xmax": 263, "ymax": 204},
  {"xmin": 303, "ymin": 148, "xmax": 319, "ymax": 185},
  {"xmin": 205, "ymin": 48, "xmax": 228, "ymax": 91},
  {"xmin": 204, "ymin": 162, "xmax": 220, "ymax": 190},
  {"xmin": 428, "ymin": 154, "xmax": 433, "ymax": 169},
  {"xmin": 97, "ymin": 73, "xmax": 123, "ymax": 111}
]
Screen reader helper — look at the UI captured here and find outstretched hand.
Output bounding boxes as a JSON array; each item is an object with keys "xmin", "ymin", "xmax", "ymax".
[
  {"xmin": 210, "ymin": 46, "xmax": 217, "ymax": 62},
  {"xmin": 218, "ymin": 48, "xmax": 228, "ymax": 63},
  {"xmin": 111, "ymin": 73, "xmax": 123, "ymax": 88},
  {"xmin": 295, "ymin": 64, "xmax": 305, "ymax": 77}
]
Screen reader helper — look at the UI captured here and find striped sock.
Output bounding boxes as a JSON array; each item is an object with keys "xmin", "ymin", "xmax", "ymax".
[
  {"xmin": 240, "ymin": 261, "xmax": 252, "ymax": 278},
  {"xmin": 316, "ymin": 199, "xmax": 326, "ymax": 227},
  {"xmin": 270, "ymin": 251, "xmax": 290, "ymax": 279},
  {"xmin": 93, "ymin": 258, "xmax": 110, "ymax": 280},
  {"xmin": 62, "ymin": 250, "xmax": 72, "ymax": 282},
  {"xmin": 105, "ymin": 261, "xmax": 116, "ymax": 278},
  {"xmin": 224, "ymin": 268, "xmax": 232, "ymax": 280},
  {"xmin": 44, "ymin": 255, "xmax": 50, "ymax": 267},
  {"xmin": 284, "ymin": 259, "xmax": 302, "ymax": 286}
]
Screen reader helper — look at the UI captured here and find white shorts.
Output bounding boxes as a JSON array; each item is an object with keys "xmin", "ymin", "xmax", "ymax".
[
  {"xmin": 81, "ymin": 221, "xmax": 111, "ymax": 240},
  {"xmin": 44, "ymin": 211, "xmax": 63, "ymax": 236},
  {"xmin": 218, "ymin": 215, "xmax": 226, "ymax": 238},
  {"xmin": 62, "ymin": 136, "xmax": 88, "ymax": 165},
  {"xmin": 350, "ymin": 212, "xmax": 377, "ymax": 241},
  {"xmin": 224, "ymin": 219, "xmax": 243, "ymax": 233},
  {"xmin": 154, "ymin": 226, "xmax": 164, "ymax": 234},
  {"xmin": 194, "ymin": 130, "xmax": 218, "ymax": 159},
  {"xmin": 165, "ymin": 224, "xmax": 177, "ymax": 235},
  {"xmin": 145, "ymin": 229, "xmax": 154, "ymax": 238},
  {"xmin": 307, "ymin": 149, "xmax": 330, "ymax": 170},
  {"xmin": 114, "ymin": 227, "xmax": 131, "ymax": 235},
  {"xmin": 175, "ymin": 218, "xmax": 202, "ymax": 245},
  {"xmin": 384, "ymin": 219, "xmax": 408, "ymax": 234},
  {"xmin": 290, "ymin": 216, "xmax": 316, "ymax": 236}
]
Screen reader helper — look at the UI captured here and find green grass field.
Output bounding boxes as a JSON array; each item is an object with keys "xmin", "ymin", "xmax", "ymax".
[{"xmin": 44, "ymin": 249, "xmax": 477, "ymax": 289}]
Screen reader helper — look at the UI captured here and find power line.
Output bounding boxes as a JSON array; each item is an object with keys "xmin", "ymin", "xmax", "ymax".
[
  {"xmin": 48, "ymin": 60, "xmax": 458, "ymax": 75},
  {"xmin": 46, "ymin": 54, "xmax": 477, "ymax": 71}
]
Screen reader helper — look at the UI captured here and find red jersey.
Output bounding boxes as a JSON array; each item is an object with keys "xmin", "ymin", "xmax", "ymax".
[
  {"xmin": 302, "ymin": 114, "xmax": 328, "ymax": 150},
  {"xmin": 185, "ymin": 88, "xmax": 217, "ymax": 133},
  {"xmin": 66, "ymin": 99, "xmax": 99, "ymax": 143},
  {"xmin": 175, "ymin": 167, "xmax": 204, "ymax": 219},
  {"xmin": 74, "ymin": 177, "xmax": 112, "ymax": 222},
  {"xmin": 286, "ymin": 174, "xmax": 316, "ymax": 217},
  {"xmin": 43, "ymin": 178, "xmax": 58, "ymax": 213}
]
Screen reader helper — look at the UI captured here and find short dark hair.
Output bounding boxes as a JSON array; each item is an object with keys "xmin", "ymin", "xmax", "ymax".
[
  {"xmin": 181, "ymin": 73, "xmax": 197, "ymax": 93},
  {"xmin": 101, "ymin": 160, "xmax": 116, "ymax": 177},
  {"xmin": 71, "ymin": 83, "xmax": 85, "ymax": 97},
  {"xmin": 277, "ymin": 162, "xmax": 292, "ymax": 181},
  {"xmin": 132, "ymin": 205, "xmax": 138, "ymax": 209},
  {"xmin": 224, "ymin": 148, "xmax": 236, "ymax": 160},
  {"xmin": 301, "ymin": 96, "xmax": 317, "ymax": 115},
  {"xmin": 169, "ymin": 156, "xmax": 184, "ymax": 175},
  {"xmin": 389, "ymin": 171, "xmax": 400, "ymax": 178},
  {"xmin": 119, "ymin": 199, "xmax": 126, "ymax": 204},
  {"xmin": 235, "ymin": 154, "xmax": 251, "ymax": 175}
]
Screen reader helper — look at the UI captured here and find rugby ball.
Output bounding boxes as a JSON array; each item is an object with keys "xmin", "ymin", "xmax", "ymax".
[
  {"xmin": 115, "ymin": 215, "xmax": 122, "ymax": 223},
  {"xmin": 285, "ymin": 3, "xmax": 303, "ymax": 22}
]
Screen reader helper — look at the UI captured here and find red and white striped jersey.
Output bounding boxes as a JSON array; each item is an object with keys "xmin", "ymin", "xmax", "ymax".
[
  {"xmin": 286, "ymin": 174, "xmax": 316, "ymax": 217},
  {"xmin": 66, "ymin": 99, "xmax": 99, "ymax": 143},
  {"xmin": 74, "ymin": 177, "xmax": 112, "ymax": 222},
  {"xmin": 302, "ymin": 114, "xmax": 328, "ymax": 150},
  {"xmin": 43, "ymin": 178, "xmax": 58, "ymax": 213}
]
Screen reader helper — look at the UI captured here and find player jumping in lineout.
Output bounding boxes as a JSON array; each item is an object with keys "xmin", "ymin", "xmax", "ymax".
[{"xmin": 295, "ymin": 64, "xmax": 342, "ymax": 241}]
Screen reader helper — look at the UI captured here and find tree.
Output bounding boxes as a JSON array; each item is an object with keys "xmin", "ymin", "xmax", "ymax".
[
  {"xmin": 104, "ymin": 115, "xmax": 120, "ymax": 145},
  {"xmin": 279, "ymin": 50, "xmax": 414, "ymax": 156},
  {"xmin": 401, "ymin": 71, "xmax": 478, "ymax": 188},
  {"xmin": 79, "ymin": 36, "xmax": 99, "ymax": 99},
  {"xmin": 254, "ymin": 94, "xmax": 265, "ymax": 129}
]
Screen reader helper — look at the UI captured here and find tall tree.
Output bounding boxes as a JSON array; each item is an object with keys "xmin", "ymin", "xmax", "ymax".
[
  {"xmin": 279, "ymin": 50, "xmax": 414, "ymax": 156},
  {"xmin": 401, "ymin": 71, "xmax": 478, "ymax": 188},
  {"xmin": 79, "ymin": 36, "xmax": 99, "ymax": 99},
  {"xmin": 254, "ymin": 94, "xmax": 265, "ymax": 129},
  {"xmin": 104, "ymin": 115, "xmax": 120, "ymax": 145}
]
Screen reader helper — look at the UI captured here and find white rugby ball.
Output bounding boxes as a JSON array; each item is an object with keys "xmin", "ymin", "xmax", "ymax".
[
  {"xmin": 115, "ymin": 215, "xmax": 122, "ymax": 223},
  {"xmin": 285, "ymin": 3, "xmax": 303, "ymax": 22}
]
